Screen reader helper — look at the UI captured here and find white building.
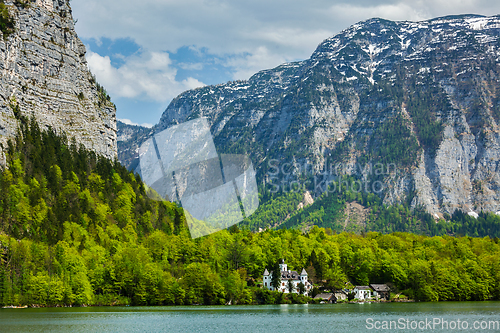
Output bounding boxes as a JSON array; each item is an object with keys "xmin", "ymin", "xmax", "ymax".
[
  {"xmin": 262, "ymin": 259, "xmax": 312, "ymax": 295},
  {"xmin": 353, "ymin": 286, "xmax": 372, "ymax": 300}
]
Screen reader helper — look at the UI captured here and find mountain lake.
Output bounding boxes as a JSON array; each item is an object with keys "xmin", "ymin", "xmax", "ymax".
[{"xmin": 0, "ymin": 301, "xmax": 499, "ymax": 332}]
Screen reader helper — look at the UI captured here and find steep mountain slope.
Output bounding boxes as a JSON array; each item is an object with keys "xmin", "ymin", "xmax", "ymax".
[
  {"xmin": 117, "ymin": 120, "xmax": 153, "ymax": 171},
  {"xmin": 0, "ymin": 0, "xmax": 117, "ymax": 165},
  {"xmin": 122, "ymin": 14, "xmax": 500, "ymax": 218}
]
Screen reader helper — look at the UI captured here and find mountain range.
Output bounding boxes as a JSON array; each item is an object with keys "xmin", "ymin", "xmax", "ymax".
[
  {"xmin": 119, "ymin": 14, "xmax": 500, "ymax": 220},
  {"xmin": 2, "ymin": 5, "xmax": 500, "ymax": 307}
]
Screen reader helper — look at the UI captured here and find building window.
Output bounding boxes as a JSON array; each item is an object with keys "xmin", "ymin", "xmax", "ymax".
[
  {"xmin": 265, "ymin": 282, "xmax": 267, "ymax": 287},
  {"xmin": 282, "ymin": 282, "xmax": 285, "ymax": 286}
]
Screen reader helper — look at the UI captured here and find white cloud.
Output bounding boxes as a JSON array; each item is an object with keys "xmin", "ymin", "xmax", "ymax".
[
  {"xmin": 86, "ymin": 49, "xmax": 205, "ymax": 103},
  {"xmin": 73, "ymin": 0, "xmax": 500, "ymax": 83},
  {"xmin": 178, "ymin": 62, "xmax": 204, "ymax": 71},
  {"xmin": 227, "ymin": 46, "xmax": 288, "ymax": 80},
  {"xmin": 118, "ymin": 118, "xmax": 154, "ymax": 128},
  {"xmin": 74, "ymin": 0, "xmax": 500, "ymax": 125},
  {"xmin": 325, "ymin": 3, "xmax": 427, "ymax": 23}
]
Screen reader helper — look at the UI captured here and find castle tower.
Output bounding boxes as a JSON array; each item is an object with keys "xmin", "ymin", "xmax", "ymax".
[
  {"xmin": 262, "ymin": 268, "xmax": 271, "ymax": 290},
  {"xmin": 300, "ymin": 268, "xmax": 308, "ymax": 282},
  {"xmin": 279, "ymin": 259, "xmax": 287, "ymax": 272}
]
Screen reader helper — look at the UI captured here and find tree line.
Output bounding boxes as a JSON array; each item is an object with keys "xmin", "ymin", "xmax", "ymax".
[
  {"xmin": 1, "ymin": 223, "xmax": 500, "ymax": 306},
  {"xmin": 1, "ymin": 118, "xmax": 500, "ymax": 306},
  {"xmin": 250, "ymin": 175, "xmax": 500, "ymax": 238}
]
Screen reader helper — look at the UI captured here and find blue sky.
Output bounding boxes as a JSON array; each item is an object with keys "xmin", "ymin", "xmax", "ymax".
[
  {"xmin": 82, "ymin": 37, "xmax": 235, "ymax": 127},
  {"xmin": 71, "ymin": 0, "xmax": 500, "ymax": 127}
]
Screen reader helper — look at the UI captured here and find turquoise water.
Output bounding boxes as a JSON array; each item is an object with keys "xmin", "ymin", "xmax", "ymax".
[{"xmin": 0, "ymin": 302, "xmax": 499, "ymax": 332}]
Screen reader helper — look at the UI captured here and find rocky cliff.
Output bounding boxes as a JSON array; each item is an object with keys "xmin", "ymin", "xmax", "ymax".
[
  {"xmin": 0, "ymin": 0, "xmax": 116, "ymax": 165},
  {"xmin": 120, "ymin": 14, "xmax": 500, "ymax": 218},
  {"xmin": 117, "ymin": 120, "xmax": 153, "ymax": 171}
]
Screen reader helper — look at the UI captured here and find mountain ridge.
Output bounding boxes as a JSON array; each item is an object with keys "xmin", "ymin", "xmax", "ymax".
[{"xmin": 119, "ymin": 14, "xmax": 500, "ymax": 218}]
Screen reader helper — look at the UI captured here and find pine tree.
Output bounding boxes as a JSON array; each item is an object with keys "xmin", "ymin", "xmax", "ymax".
[{"xmin": 270, "ymin": 261, "xmax": 281, "ymax": 291}]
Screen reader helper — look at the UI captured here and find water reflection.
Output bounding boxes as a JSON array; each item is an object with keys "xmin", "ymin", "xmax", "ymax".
[{"xmin": 1, "ymin": 302, "xmax": 499, "ymax": 333}]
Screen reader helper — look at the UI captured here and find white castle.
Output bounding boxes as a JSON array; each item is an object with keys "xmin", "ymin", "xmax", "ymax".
[{"xmin": 262, "ymin": 259, "xmax": 312, "ymax": 295}]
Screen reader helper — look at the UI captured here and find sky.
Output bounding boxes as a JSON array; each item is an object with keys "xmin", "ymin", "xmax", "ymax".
[{"xmin": 71, "ymin": 0, "xmax": 500, "ymax": 128}]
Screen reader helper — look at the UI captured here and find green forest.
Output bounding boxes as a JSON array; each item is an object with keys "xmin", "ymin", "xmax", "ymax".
[
  {"xmin": 241, "ymin": 176, "xmax": 500, "ymax": 238},
  {"xmin": 1, "ymin": 118, "xmax": 500, "ymax": 306}
]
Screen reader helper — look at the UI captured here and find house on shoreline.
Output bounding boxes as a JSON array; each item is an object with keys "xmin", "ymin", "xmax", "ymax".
[
  {"xmin": 314, "ymin": 290, "xmax": 348, "ymax": 303},
  {"xmin": 353, "ymin": 286, "xmax": 371, "ymax": 300},
  {"xmin": 370, "ymin": 284, "xmax": 391, "ymax": 300},
  {"xmin": 263, "ymin": 260, "xmax": 312, "ymax": 295},
  {"xmin": 314, "ymin": 293, "xmax": 335, "ymax": 303},
  {"xmin": 353, "ymin": 284, "xmax": 391, "ymax": 301}
]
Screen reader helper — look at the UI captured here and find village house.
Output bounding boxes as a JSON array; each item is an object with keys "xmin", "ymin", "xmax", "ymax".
[
  {"xmin": 314, "ymin": 293, "xmax": 335, "ymax": 303},
  {"xmin": 333, "ymin": 290, "xmax": 348, "ymax": 302},
  {"xmin": 262, "ymin": 259, "xmax": 312, "ymax": 295},
  {"xmin": 353, "ymin": 286, "xmax": 372, "ymax": 300},
  {"xmin": 314, "ymin": 290, "xmax": 348, "ymax": 303},
  {"xmin": 370, "ymin": 284, "xmax": 391, "ymax": 300}
]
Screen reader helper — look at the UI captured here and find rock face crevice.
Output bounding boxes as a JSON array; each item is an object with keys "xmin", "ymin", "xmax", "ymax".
[
  {"xmin": 119, "ymin": 15, "xmax": 500, "ymax": 217},
  {"xmin": 0, "ymin": 0, "xmax": 117, "ymax": 164}
]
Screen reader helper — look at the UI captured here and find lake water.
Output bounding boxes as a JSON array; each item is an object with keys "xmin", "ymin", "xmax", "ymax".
[{"xmin": 1, "ymin": 302, "xmax": 499, "ymax": 332}]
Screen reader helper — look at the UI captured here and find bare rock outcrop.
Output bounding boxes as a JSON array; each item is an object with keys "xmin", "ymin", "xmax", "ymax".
[{"xmin": 0, "ymin": 0, "xmax": 116, "ymax": 165}]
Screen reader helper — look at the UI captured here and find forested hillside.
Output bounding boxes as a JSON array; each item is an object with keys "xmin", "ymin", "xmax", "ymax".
[
  {"xmin": 241, "ymin": 177, "xmax": 500, "ymax": 238},
  {"xmin": 1, "ymin": 119, "xmax": 500, "ymax": 306},
  {"xmin": 0, "ymin": 116, "xmax": 185, "ymax": 242}
]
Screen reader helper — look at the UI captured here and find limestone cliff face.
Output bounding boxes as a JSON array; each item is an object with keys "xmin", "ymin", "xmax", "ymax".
[
  {"xmin": 0, "ymin": 0, "xmax": 117, "ymax": 165},
  {"xmin": 116, "ymin": 120, "xmax": 154, "ymax": 172},
  {"xmin": 120, "ymin": 15, "xmax": 500, "ymax": 218}
]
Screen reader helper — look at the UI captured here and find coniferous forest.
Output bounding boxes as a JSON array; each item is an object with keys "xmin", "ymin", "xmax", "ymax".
[{"xmin": 1, "ymin": 118, "xmax": 500, "ymax": 306}]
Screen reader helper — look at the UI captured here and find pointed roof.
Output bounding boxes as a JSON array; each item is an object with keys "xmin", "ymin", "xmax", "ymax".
[
  {"xmin": 301, "ymin": 268, "xmax": 307, "ymax": 275},
  {"xmin": 263, "ymin": 269, "xmax": 270, "ymax": 276}
]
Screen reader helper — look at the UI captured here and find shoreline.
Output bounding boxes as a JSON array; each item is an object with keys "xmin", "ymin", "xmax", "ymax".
[{"xmin": 16, "ymin": 299, "xmax": 500, "ymax": 309}]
